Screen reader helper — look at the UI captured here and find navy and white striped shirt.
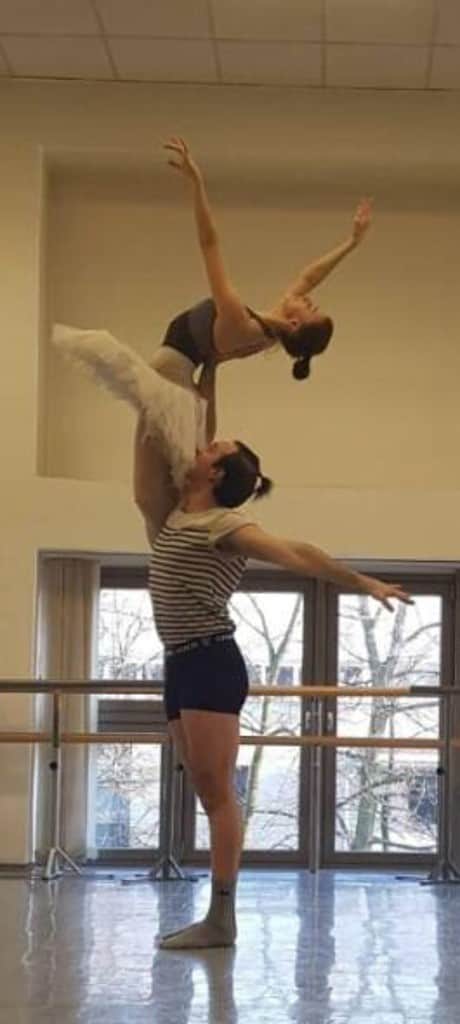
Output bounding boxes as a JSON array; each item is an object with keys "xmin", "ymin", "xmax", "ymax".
[{"xmin": 149, "ymin": 506, "xmax": 254, "ymax": 648}]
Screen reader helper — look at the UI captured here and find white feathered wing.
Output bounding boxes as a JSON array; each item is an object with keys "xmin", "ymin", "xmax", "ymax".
[{"xmin": 52, "ymin": 323, "xmax": 203, "ymax": 489}]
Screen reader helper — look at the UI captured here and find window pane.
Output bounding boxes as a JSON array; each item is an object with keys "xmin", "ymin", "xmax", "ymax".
[
  {"xmin": 195, "ymin": 591, "xmax": 304, "ymax": 853},
  {"xmin": 94, "ymin": 588, "xmax": 163, "ymax": 851},
  {"xmin": 334, "ymin": 594, "xmax": 441, "ymax": 854},
  {"xmin": 335, "ymin": 749, "xmax": 438, "ymax": 854},
  {"xmin": 97, "ymin": 588, "xmax": 162, "ymax": 686},
  {"xmin": 196, "ymin": 745, "xmax": 301, "ymax": 852},
  {"xmin": 234, "ymin": 590, "xmax": 304, "ymax": 741},
  {"xmin": 95, "ymin": 743, "xmax": 161, "ymax": 850}
]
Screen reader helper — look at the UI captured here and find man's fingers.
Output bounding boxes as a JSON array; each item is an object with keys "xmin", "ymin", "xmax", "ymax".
[{"xmin": 388, "ymin": 587, "xmax": 414, "ymax": 607}]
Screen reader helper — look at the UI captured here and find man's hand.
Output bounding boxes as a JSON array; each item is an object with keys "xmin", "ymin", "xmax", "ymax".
[
  {"xmin": 351, "ymin": 197, "xmax": 373, "ymax": 246},
  {"xmin": 366, "ymin": 579, "xmax": 413, "ymax": 611},
  {"xmin": 164, "ymin": 136, "xmax": 202, "ymax": 185}
]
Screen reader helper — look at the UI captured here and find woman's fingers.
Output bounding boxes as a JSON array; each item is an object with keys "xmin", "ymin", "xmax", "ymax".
[{"xmin": 164, "ymin": 136, "xmax": 187, "ymax": 153}]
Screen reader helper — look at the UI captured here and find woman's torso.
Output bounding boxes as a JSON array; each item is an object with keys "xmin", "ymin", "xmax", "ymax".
[{"xmin": 162, "ymin": 298, "xmax": 277, "ymax": 367}]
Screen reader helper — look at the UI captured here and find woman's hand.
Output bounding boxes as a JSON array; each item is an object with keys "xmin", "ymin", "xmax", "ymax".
[
  {"xmin": 365, "ymin": 578, "xmax": 413, "ymax": 611},
  {"xmin": 351, "ymin": 197, "xmax": 373, "ymax": 246},
  {"xmin": 164, "ymin": 136, "xmax": 202, "ymax": 185}
]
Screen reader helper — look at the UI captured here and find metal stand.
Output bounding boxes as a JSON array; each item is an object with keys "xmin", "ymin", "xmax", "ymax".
[
  {"xmin": 42, "ymin": 693, "xmax": 83, "ymax": 881},
  {"xmin": 397, "ymin": 688, "xmax": 460, "ymax": 886},
  {"xmin": 151, "ymin": 745, "xmax": 191, "ymax": 881},
  {"xmin": 307, "ymin": 697, "xmax": 322, "ymax": 874},
  {"xmin": 122, "ymin": 741, "xmax": 201, "ymax": 885},
  {"xmin": 422, "ymin": 690, "xmax": 460, "ymax": 884},
  {"xmin": 42, "ymin": 693, "xmax": 115, "ymax": 882}
]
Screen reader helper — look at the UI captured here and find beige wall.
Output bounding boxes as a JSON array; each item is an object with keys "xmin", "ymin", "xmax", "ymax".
[
  {"xmin": 1, "ymin": 79, "xmax": 460, "ymax": 860},
  {"xmin": 46, "ymin": 174, "xmax": 460, "ymax": 491}
]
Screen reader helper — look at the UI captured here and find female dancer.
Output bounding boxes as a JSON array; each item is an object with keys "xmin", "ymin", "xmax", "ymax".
[
  {"xmin": 161, "ymin": 136, "xmax": 371, "ymax": 380},
  {"xmin": 53, "ymin": 137, "xmax": 371, "ymax": 533},
  {"xmin": 143, "ymin": 437, "xmax": 411, "ymax": 950}
]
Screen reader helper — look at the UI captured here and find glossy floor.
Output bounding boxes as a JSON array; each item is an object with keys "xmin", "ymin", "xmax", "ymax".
[{"xmin": 0, "ymin": 868, "xmax": 459, "ymax": 1023}]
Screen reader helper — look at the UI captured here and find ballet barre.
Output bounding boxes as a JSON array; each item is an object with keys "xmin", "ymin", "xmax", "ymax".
[
  {"xmin": 0, "ymin": 732, "xmax": 442, "ymax": 749},
  {"xmin": 0, "ymin": 681, "xmax": 458, "ymax": 882}
]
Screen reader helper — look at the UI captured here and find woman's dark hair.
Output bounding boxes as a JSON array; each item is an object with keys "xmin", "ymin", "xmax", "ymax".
[
  {"xmin": 213, "ymin": 442, "xmax": 273, "ymax": 509},
  {"xmin": 279, "ymin": 317, "xmax": 334, "ymax": 381}
]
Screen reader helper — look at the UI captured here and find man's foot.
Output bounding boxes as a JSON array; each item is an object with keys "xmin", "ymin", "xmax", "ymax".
[{"xmin": 159, "ymin": 918, "xmax": 236, "ymax": 951}]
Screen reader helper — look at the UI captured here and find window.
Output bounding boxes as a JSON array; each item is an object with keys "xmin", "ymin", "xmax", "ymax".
[
  {"xmin": 93, "ymin": 582, "xmax": 163, "ymax": 852},
  {"xmin": 90, "ymin": 568, "xmax": 458, "ymax": 867}
]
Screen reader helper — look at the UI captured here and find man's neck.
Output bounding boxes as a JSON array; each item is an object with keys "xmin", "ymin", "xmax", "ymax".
[{"xmin": 180, "ymin": 486, "xmax": 217, "ymax": 513}]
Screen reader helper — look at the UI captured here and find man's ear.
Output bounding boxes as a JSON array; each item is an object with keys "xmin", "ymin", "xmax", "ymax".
[{"xmin": 209, "ymin": 466, "xmax": 224, "ymax": 485}]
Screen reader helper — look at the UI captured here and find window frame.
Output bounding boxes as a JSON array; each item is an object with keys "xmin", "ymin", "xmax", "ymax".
[
  {"xmin": 94, "ymin": 564, "xmax": 460, "ymax": 869},
  {"xmin": 321, "ymin": 574, "xmax": 455, "ymax": 868}
]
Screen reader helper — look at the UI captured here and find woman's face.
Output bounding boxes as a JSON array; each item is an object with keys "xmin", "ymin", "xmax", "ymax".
[{"xmin": 284, "ymin": 294, "xmax": 324, "ymax": 328}]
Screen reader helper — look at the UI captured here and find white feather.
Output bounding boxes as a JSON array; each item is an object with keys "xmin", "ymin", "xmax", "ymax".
[{"xmin": 52, "ymin": 323, "xmax": 202, "ymax": 489}]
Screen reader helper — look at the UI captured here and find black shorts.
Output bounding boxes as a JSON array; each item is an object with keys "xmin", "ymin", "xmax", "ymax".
[{"xmin": 164, "ymin": 633, "xmax": 249, "ymax": 722}]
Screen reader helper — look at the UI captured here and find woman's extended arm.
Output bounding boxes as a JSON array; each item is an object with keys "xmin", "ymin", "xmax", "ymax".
[
  {"xmin": 164, "ymin": 136, "xmax": 254, "ymax": 352},
  {"xmin": 223, "ymin": 524, "xmax": 411, "ymax": 611},
  {"xmin": 282, "ymin": 198, "xmax": 373, "ymax": 298}
]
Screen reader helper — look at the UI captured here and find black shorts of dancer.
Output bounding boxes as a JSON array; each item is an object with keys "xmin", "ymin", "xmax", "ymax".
[{"xmin": 164, "ymin": 633, "xmax": 249, "ymax": 722}]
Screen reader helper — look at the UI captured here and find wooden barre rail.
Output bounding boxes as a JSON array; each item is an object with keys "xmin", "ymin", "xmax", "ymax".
[
  {"xmin": 0, "ymin": 732, "xmax": 52, "ymax": 744},
  {"xmin": 1, "ymin": 682, "xmax": 459, "ymax": 698},
  {"xmin": 0, "ymin": 684, "xmax": 431, "ymax": 698},
  {"xmin": 0, "ymin": 731, "xmax": 443, "ymax": 749}
]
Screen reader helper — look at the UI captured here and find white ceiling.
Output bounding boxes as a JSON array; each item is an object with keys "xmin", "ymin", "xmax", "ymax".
[{"xmin": 0, "ymin": 0, "xmax": 459, "ymax": 90}]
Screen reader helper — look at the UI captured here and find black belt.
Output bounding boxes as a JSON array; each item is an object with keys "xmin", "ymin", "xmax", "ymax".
[{"xmin": 165, "ymin": 631, "xmax": 235, "ymax": 658}]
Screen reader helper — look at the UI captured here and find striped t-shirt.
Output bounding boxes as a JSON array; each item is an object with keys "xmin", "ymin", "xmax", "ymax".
[{"xmin": 148, "ymin": 506, "xmax": 254, "ymax": 648}]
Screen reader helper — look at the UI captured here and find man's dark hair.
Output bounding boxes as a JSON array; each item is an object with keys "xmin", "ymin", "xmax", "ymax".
[{"xmin": 214, "ymin": 442, "xmax": 273, "ymax": 508}]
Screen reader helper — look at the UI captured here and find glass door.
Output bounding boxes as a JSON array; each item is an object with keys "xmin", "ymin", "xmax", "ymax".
[
  {"xmin": 322, "ymin": 581, "xmax": 452, "ymax": 865},
  {"xmin": 184, "ymin": 581, "xmax": 313, "ymax": 864}
]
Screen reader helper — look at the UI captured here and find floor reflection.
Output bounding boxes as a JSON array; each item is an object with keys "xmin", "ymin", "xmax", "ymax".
[{"xmin": 0, "ymin": 870, "xmax": 458, "ymax": 1023}]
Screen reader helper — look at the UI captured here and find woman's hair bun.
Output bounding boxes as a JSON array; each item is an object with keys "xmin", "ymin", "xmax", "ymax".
[{"xmin": 292, "ymin": 356, "xmax": 311, "ymax": 381}]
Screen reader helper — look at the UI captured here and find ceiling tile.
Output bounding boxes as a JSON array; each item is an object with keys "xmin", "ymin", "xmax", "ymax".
[
  {"xmin": 0, "ymin": 0, "xmax": 98, "ymax": 35},
  {"xmin": 218, "ymin": 41, "xmax": 322, "ymax": 85},
  {"xmin": 211, "ymin": 0, "xmax": 322, "ymax": 41},
  {"xmin": 2, "ymin": 35, "xmax": 113, "ymax": 78},
  {"xmin": 436, "ymin": 1, "xmax": 460, "ymax": 45},
  {"xmin": 326, "ymin": 0, "xmax": 435, "ymax": 45},
  {"xmin": 95, "ymin": 0, "xmax": 210, "ymax": 38},
  {"xmin": 327, "ymin": 43, "xmax": 429, "ymax": 88},
  {"xmin": 108, "ymin": 37, "xmax": 218, "ymax": 82},
  {"xmin": 430, "ymin": 46, "xmax": 460, "ymax": 88}
]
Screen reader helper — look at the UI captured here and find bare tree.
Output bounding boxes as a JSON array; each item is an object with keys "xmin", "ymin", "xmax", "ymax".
[
  {"xmin": 231, "ymin": 593, "xmax": 302, "ymax": 849},
  {"xmin": 98, "ymin": 590, "xmax": 163, "ymax": 680},
  {"xmin": 96, "ymin": 590, "xmax": 163, "ymax": 847},
  {"xmin": 94, "ymin": 587, "xmax": 441, "ymax": 856},
  {"xmin": 336, "ymin": 596, "xmax": 440, "ymax": 853}
]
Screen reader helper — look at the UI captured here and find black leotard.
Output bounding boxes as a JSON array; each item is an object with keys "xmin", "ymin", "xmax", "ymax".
[{"xmin": 162, "ymin": 298, "xmax": 277, "ymax": 367}]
